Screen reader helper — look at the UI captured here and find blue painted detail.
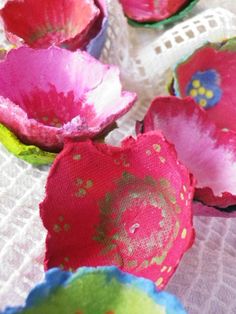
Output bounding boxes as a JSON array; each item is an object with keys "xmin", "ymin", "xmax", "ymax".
[
  {"xmin": 186, "ymin": 69, "xmax": 222, "ymax": 109},
  {"xmin": 25, "ymin": 268, "xmax": 71, "ymax": 308}
]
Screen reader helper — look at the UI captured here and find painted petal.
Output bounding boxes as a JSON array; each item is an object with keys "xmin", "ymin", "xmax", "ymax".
[
  {"xmin": 0, "ymin": 0, "xmax": 99, "ymax": 49},
  {"xmin": 142, "ymin": 96, "xmax": 236, "ymax": 208},
  {"xmin": 61, "ymin": 0, "xmax": 108, "ymax": 58},
  {"xmin": 120, "ymin": 0, "xmax": 199, "ymax": 29},
  {"xmin": 0, "ymin": 123, "xmax": 56, "ymax": 165},
  {"xmin": 40, "ymin": 132, "xmax": 194, "ymax": 288},
  {"xmin": 119, "ymin": 0, "xmax": 188, "ymax": 22},
  {"xmin": 0, "ymin": 46, "xmax": 136, "ymax": 151},
  {"xmin": 173, "ymin": 40, "xmax": 236, "ymax": 132},
  {"xmin": 1, "ymin": 267, "xmax": 187, "ymax": 314}
]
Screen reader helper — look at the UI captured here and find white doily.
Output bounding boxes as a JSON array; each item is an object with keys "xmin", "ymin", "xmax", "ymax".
[{"xmin": 1, "ymin": 1, "xmax": 236, "ymax": 313}]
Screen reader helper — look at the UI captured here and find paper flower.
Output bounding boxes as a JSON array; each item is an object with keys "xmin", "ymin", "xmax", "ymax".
[
  {"xmin": 140, "ymin": 96, "xmax": 236, "ymax": 209},
  {"xmin": 119, "ymin": 0, "xmax": 199, "ymax": 28},
  {"xmin": 40, "ymin": 132, "xmax": 194, "ymax": 288},
  {"xmin": 172, "ymin": 39, "xmax": 236, "ymax": 132},
  {"xmin": 1, "ymin": 267, "xmax": 187, "ymax": 314},
  {"xmin": 0, "ymin": 0, "xmax": 108, "ymax": 58},
  {"xmin": 0, "ymin": 46, "xmax": 136, "ymax": 152}
]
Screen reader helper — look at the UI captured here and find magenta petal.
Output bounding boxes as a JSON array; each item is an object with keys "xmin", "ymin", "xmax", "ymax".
[
  {"xmin": 142, "ymin": 96, "xmax": 236, "ymax": 208},
  {"xmin": 0, "ymin": 46, "xmax": 136, "ymax": 151},
  {"xmin": 174, "ymin": 44, "xmax": 236, "ymax": 132},
  {"xmin": 119, "ymin": 0, "xmax": 188, "ymax": 22}
]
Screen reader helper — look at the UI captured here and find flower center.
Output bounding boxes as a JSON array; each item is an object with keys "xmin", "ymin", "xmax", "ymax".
[{"xmin": 186, "ymin": 70, "xmax": 222, "ymax": 109}]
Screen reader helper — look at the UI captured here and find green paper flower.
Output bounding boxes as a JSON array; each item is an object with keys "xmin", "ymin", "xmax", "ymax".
[{"xmin": 1, "ymin": 267, "xmax": 187, "ymax": 314}]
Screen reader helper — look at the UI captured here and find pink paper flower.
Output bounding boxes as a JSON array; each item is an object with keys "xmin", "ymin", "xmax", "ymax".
[
  {"xmin": 0, "ymin": 0, "xmax": 108, "ymax": 58},
  {"xmin": 40, "ymin": 132, "xmax": 194, "ymax": 288},
  {"xmin": 0, "ymin": 46, "xmax": 136, "ymax": 151},
  {"xmin": 141, "ymin": 96, "xmax": 236, "ymax": 209},
  {"xmin": 173, "ymin": 40, "xmax": 236, "ymax": 132},
  {"xmin": 119, "ymin": 0, "xmax": 192, "ymax": 22}
]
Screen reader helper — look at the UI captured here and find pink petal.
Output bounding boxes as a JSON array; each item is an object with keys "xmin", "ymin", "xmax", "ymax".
[
  {"xmin": 142, "ymin": 96, "xmax": 236, "ymax": 208},
  {"xmin": 119, "ymin": 0, "xmax": 188, "ymax": 22},
  {"xmin": 0, "ymin": 46, "xmax": 136, "ymax": 151}
]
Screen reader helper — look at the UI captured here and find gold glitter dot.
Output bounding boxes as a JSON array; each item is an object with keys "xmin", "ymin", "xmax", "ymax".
[
  {"xmin": 206, "ymin": 90, "xmax": 214, "ymax": 99},
  {"xmin": 181, "ymin": 228, "xmax": 187, "ymax": 239},
  {"xmin": 73, "ymin": 154, "xmax": 81, "ymax": 161},
  {"xmin": 175, "ymin": 205, "xmax": 182, "ymax": 214},
  {"xmin": 192, "ymin": 80, "xmax": 200, "ymax": 88},
  {"xmin": 180, "ymin": 193, "xmax": 184, "ymax": 200},
  {"xmin": 153, "ymin": 143, "xmax": 161, "ymax": 152},
  {"xmin": 170, "ymin": 195, "xmax": 176, "ymax": 204},
  {"xmin": 76, "ymin": 178, "xmax": 83, "ymax": 185},
  {"xmin": 199, "ymin": 99, "xmax": 207, "ymax": 107},
  {"xmin": 159, "ymin": 156, "xmax": 166, "ymax": 163},
  {"xmin": 183, "ymin": 185, "xmax": 187, "ymax": 192},
  {"xmin": 189, "ymin": 89, "xmax": 197, "ymax": 97},
  {"xmin": 64, "ymin": 224, "xmax": 71, "ymax": 232},
  {"xmin": 156, "ymin": 277, "xmax": 163, "ymax": 286},
  {"xmin": 167, "ymin": 267, "xmax": 172, "ymax": 273},
  {"xmin": 161, "ymin": 266, "xmax": 167, "ymax": 273},
  {"xmin": 53, "ymin": 224, "xmax": 61, "ymax": 233},
  {"xmin": 76, "ymin": 188, "xmax": 86, "ymax": 197},
  {"xmin": 86, "ymin": 180, "xmax": 93, "ymax": 189},
  {"xmin": 198, "ymin": 87, "xmax": 206, "ymax": 95}
]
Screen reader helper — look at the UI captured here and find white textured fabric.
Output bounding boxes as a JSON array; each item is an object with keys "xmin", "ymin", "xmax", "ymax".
[{"xmin": 0, "ymin": 0, "xmax": 236, "ymax": 313}]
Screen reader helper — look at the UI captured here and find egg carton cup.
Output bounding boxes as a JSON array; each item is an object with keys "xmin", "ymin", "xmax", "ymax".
[{"xmin": 1, "ymin": 1, "xmax": 236, "ymax": 313}]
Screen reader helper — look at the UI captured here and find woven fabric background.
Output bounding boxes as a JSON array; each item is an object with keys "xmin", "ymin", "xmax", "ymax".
[{"xmin": 0, "ymin": 1, "xmax": 236, "ymax": 313}]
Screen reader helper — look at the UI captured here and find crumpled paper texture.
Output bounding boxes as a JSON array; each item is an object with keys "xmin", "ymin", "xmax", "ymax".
[{"xmin": 1, "ymin": 0, "xmax": 236, "ymax": 313}]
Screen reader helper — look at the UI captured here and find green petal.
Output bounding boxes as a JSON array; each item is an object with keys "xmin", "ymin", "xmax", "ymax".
[
  {"xmin": 127, "ymin": 0, "xmax": 199, "ymax": 29},
  {"xmin": 0, "ymin": 123, "xmax": 56, "ymax": 165}
]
